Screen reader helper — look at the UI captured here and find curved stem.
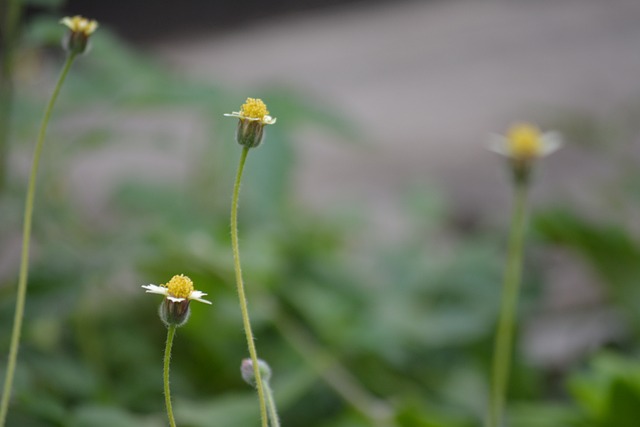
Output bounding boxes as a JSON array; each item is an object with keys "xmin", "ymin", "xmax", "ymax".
[
  {"xmin": 230, "ymin": 146, "xmax": 268, "ymax": 427},
  {"xmin": 0, "ymin": 52, "xmax": 77, "ymax": 426},
  {"xmin": 163, "ymin": 325, "xmax": 177, "ymax": 427},
  {"xmin": 488, "ymin": 183, "xmax": 529, "ymax": 427}
]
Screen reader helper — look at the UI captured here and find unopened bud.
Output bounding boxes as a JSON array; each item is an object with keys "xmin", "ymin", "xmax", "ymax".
[{"xmin": 240, "ymin": 358, "xmax": 272, "ymax": 387}]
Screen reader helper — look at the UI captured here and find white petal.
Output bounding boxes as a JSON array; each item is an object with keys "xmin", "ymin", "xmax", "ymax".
[
  {"xmin": 86, "ymin": 20, "xmax": 99, "ymax": 35},
  {"xmin": 487, "ymin": 134, "xmax": 509, "ymax": 156},
  {"xmin": 190, "ymin": 290, "xmax": 212, "ymax": 304},
  {"xmin": 224, "ymin": 112, "xmax": 241, "ymax": 118},
  {"xmin": 142, "ymin": 284, "xmax": 168, "ymax": 295},
  {"xmin": 60, "ymin": 17, "xmax": 73, "ymax": 28},
  {"xmin": 167, "ymin": 296, "xmax": 186, "ymax": 303},
  {"xmin": 263, "ymin": 116, "xmax": 277, "ymax": 125},
  {"xmin": 539, "ymin": 131, "xmax": 563, "ymax": 157}
]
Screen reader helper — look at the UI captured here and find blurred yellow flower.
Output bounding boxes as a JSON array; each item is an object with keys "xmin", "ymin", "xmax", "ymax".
[
  {"xmin": 60, "ymin": 15, "xmax": 98, "ymax": 36},
  {"xmin": 488, "ymin": 123, "xmax": 562, "ymax": 161}
]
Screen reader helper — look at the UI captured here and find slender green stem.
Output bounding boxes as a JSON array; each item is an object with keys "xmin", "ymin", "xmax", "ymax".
[
  {"xmin": 488, "ymin": 183, "xmax": 529, "ymax": 427},
  {"xmin": 230, "ymin": 146, "xmax": 268, "ymax": 427},
  {"xmin": 0, "ymin": 52, "xmax": 77, "ymax": 426},
  {"xmin": 264, "ymin": 383, "xmax": 280, "ymax": 427},
  {"xmin": 163, "ymin": 325, "xmax": 177, "ymax": 427}
]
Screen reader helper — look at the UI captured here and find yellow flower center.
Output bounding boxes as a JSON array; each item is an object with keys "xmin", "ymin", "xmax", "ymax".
[
  {"xmin": 507, "ymin": 123, "xmax": 542, "ymax": 159},
  {"xmin": 240, "ymin": 98, "xmax": 269, "ymax": 119},
  {"xmin": 62, "ymin": 15, "xmax": 98, "ymax": 36},
  {"xmin": 165, "ymin": 274, "xmax": 194, "ymax": 299}
]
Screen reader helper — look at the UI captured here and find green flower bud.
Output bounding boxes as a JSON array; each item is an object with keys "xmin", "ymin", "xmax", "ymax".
[{"xmin": 241, "ymin": 358, "xmax": 272, "ymax": 387}]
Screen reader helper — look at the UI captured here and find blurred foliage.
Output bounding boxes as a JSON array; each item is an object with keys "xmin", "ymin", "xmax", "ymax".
[
  {"xmin": 1, "ymin": 11, "xmax": 640, "ymax": 427},
  {"xmin": 535, "ymin": 209, "xmax": 640, "ymax": 332}
]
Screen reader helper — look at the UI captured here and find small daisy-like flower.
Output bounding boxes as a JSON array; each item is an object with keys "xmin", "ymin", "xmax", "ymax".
[
  {"xmin": 488, "ymin": 123, "xmax": 562, "ymax": 161},
  {"xmin": 224, "ymin": 98, "xmax": 277, "ymax": 148},
  {"xmin": 60, "ymin": 15, "xmax": 98, "ymax": 55},
  {"xmin": 143, "ymin": 274, "xmax": 211, "ymax": 304},
  {"xmin": 60, "ymin": 15, "xmax": 98, "ymax": 36},
  {"xmin": 142, "ymin": 274, "xmax": 210, "ymax": 326},
  {"xmin": 224, "ymin": 98, "xmax": 277, "ymax": 125},
  {"xmin": 488, "ymin": 123, "xmax": 562, "ymax": 185}
]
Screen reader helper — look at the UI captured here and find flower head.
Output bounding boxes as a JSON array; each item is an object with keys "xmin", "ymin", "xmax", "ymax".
[
  {"xmin": 224, "ymin": 98, "xmax": 277, "ymax": 148},
  {"xmin": 143, "ymin": 274, "xmax": 211, "ymax": 304},
  {"xmin": 488, "ymin": 123, "xmax": 562, "ymax": 161},
  {"xmin": 60, "ymin": 16, "xmax": 98, "ymax": 36},
  {"xmin": 142, "ymin": 274, "xmax": 210, "ymax": 326},
  {"xmin": 60, "ymin": 15, "xmax": 98, "ymax": 55},
  {"xmin": 225, "ymin": 98, "xmax": 276, "ymax": 124},
  {"xmin": 488, "ymin": 123, "xmax": 562, "ymax": 185}
]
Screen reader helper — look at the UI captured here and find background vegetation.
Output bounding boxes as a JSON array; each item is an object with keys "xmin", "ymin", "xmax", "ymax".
[{"xmin": 2, "ymin": 5, "xmax": 640, "ymax": 427}]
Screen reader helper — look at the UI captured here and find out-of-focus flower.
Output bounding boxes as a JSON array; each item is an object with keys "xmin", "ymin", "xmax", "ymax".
[
  {"xmin": 488, "ymin": 123, "xmax": 562, "ymax": 161},
  {"xmin": 488, "ymin": 123, "xmax": 562, "ymax": 185},
  {"xmin": 60, "ymin": 15, "xmax": 98, "ymax": 55}
]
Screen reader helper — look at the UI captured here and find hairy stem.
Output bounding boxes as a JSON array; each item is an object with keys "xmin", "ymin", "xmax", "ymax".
[
  {"xmin": 264, "ymin": 382, "xmax": 280, "ymax": 427},
  {"xmin": 163, "ymin": 325, "xmax": 177, "ymax": 427},
  {"xmin": 230, "ymin": 146, "xmax": 268, "ymax": 427},
  {"xmin": 0, "ymin": 52, "xmax": 77, "ymax": 426}
]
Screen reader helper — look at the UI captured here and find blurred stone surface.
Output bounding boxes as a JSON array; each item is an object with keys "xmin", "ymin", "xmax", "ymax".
[{"xmin": 153, "ymin": 0, "xmax": 640, "ymax": 230}]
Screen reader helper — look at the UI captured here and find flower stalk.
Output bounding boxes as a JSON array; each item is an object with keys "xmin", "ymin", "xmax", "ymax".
[
  {"xmin": 486, "ymin": 123, "xmax": 561, "ymax": 427},
  {"xmin": 225, "ymin": 98, "xmax": 277, "ymax": 427},
  {"xmin": 487, "ymin": 181, "xmax": 529, "ymax": 427},
  {"xmin": 163, "ymin": 325, "xmax": 178, "ymax": 427},
  {"xmin": 1, "ymin": 18, "xmax": 98, "ymax": 423},
  {"xmin": 231, "ymin": 146, "xmax": 269, "ymax": 427},
  {"xmin": 142, "ymin": 274, "xmax": 210, "ymax": 426},
  {"xmin": 241, "ymin": 359, "xmax": 280, "ymax": 427},
  {"xmin": 264, "ymin": 383, "xmax": 280, "ymax": 427},
  {"xmin": 0, "ymin": 51, "xmax": 78, "ymax": 427}
]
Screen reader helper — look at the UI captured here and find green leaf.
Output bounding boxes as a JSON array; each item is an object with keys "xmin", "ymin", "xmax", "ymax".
[
  {"xmin": 174, "ymin": 394, "xmax": 258, "ymax": 427},
  {"xmin": 69, "ymin": 405, "xmax": 157, "ymax": 427},
  {"xmin": 600, "ymin": 379, "xmax": 640, "ymax": 427}
]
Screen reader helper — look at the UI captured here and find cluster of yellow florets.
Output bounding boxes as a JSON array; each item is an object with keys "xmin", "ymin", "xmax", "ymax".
[
  {"xmin": 60, "ymin": 15, "xmax": 98, "ymax": 36},
  {"xmin": 165, "ymin": 274, "xmax": 194, "ymax": 299},
  {"xmin": 240, "ymin": 98, "xmax": 269, "ymax": 120},
  {"xmin": 506, "ymin": 123, "xmax": 542, "ymax": 159}
]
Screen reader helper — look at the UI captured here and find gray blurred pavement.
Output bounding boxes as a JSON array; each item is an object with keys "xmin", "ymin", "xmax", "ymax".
[{"xmin": 154, "ymin": 0, "xmax": 640, "ymax": 233}]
